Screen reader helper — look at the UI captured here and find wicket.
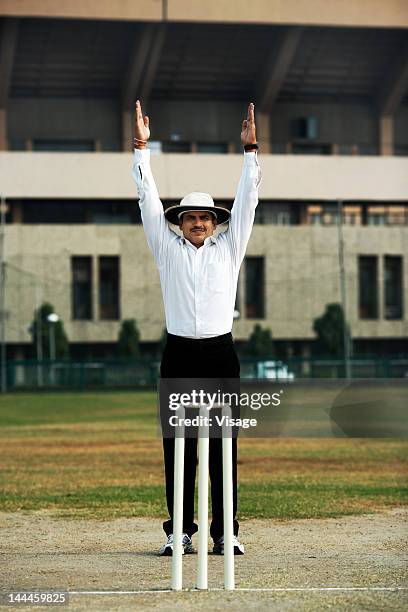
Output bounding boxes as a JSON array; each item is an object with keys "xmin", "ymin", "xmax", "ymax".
[{"xmin": 171, "ymin": 404, "xmax": 235, "ymax": 590}]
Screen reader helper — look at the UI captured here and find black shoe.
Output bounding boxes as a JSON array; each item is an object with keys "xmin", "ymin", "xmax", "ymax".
[
  {"xmin": 213, "ymin": 535, "xmax": 245, "ymax": 555},
  {"xmin": 159, "ymin": 533, "xmax": 194, "ymax": 556}
]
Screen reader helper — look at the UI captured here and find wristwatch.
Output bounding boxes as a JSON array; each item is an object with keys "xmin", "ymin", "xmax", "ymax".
[{"xmin": 244, "ymin": 143, "xmax": 259, "ymax": 152}]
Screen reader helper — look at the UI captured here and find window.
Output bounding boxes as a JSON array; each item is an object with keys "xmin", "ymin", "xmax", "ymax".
[
  {"xmin": 384, "ymin": 256, "xmax": 403, "ymax": 320},
  {"xmin": 197, "ymin": 143, "xmax": 228, "ymax": 154},
  {"xmin": 306, "ymin": 204, "xmax": 338, "ymax": 225},
  {"xmin": 162, "ymin": 141, "xmax": 191, "ymax": 153},
  {"xmin": 338, "ymin": 145, "xmax": 355, "ymax": 155},
  {"xmin": 395, "ymin": 146, "xmax": 408, "ymax": 156},
  {"xmin": 245, "ymin": 257, "xmax": 265, "ymax": 318},
  {"xmin": 358, "ymin": 256, "xmax": 378, "ymax": 319},
  {"xmin": 72, "ymin": 257, "xmax": 93, "ymax": 320},
  {"xmin": 342, "ymin": 205, "xmax": 361, "ymax": 225},
  {"xmin": 20, "ymin": 200, "xmax": 140, "ymax": 224},
  {"xmin": 358, "ymin": 145, "xmax": 378, "ymax": 156},
  {"xmin": 388, "ymin": 207, "xmax": 407, "ymax": 225},
  {"xmin": 367, "ymin": 207, "xmax": 387, "ymax": 226},
  {"xmin": 33, "ymin": 140, "xmax": 95, "ymax": 152},
  {"xmin": 292, "ymin": 143, "xmax": 331, "ymax": 155},
  {"xmin": 291, "ymin": 117, "xmax": 319, "ymax": 139},
  {"xmin": 310, "ymin": 212, "xmax": 321, "ymax": 225},
  {"xmin": 275, "ymin": 212, "xmax": 291, "ymax": 225},
  {"xmin": 306, "ymin": 204, "xmax": 362, "ymax": 225},
  {"xmin": 367, "ymin": 205, "xmax": 407, "ymax": 226},
  {"xmin": 322, "ymin": 205, "xmax": 339, "ymax": 225},
  {"xmin": 271, "ymin": 143, "xmax": 287, "ymax": 154},
  {"xmin": 90, "ymin": 203, "xmax": 133, "ymax": 224},
  {"xmin": 255, "ymin": 203, "xmax": 292, "ymax": 225},
  {"xmin": 99, "ymin": 256, "xmax": 120, "ymax": 320}
]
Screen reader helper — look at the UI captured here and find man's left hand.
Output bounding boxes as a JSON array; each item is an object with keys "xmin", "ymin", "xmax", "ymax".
[{"xmin": 241, "ymin": 102, "xmax": 257, "ymax": 145}]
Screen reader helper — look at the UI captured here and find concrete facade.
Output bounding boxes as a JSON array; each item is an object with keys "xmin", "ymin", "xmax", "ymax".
[
  {"xmin": 5, "ymin": 223, "xmax": 408, "ymax": 344},
  {"xmin": 2, "ymin": 150, "xmax": 408, "ymax": 348},
  {"xmin": 1, "ymin": 152, "xmax": 407, "ymax": 201}
]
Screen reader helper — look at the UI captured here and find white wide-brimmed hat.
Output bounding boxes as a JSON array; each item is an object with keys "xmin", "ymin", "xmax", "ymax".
[{"xmin": 164, "ymin": 192, "xmax": 230, "ymax": 225}]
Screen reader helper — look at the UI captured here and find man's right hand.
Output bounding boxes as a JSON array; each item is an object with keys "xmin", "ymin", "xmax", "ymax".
[{"xmin": 134, "ymin": 99, "xmax": 150, "ymax": 149}]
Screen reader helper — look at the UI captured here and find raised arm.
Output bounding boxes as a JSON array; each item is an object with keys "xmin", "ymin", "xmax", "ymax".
[
  {"xmin": 131, "ymin": 99, "xmax": 172, "ymax": 262},
  {"xmin": 227, "ymin": 102, "xmax": 262, "ymax": 265}
]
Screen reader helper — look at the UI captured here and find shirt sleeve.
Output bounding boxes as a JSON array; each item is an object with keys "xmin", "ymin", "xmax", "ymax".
[
  {"xmin": 131, "ymin": 148, "xmax": 173, "ymax": 264},
  {"xmin": 226, "ymin": 151, "xmax": 262, "ymax": 266}
]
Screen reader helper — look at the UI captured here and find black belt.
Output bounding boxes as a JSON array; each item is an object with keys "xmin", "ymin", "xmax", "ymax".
[{"xmin": 166, "ymin": 332, "xmax": 233, "ymax": 346}]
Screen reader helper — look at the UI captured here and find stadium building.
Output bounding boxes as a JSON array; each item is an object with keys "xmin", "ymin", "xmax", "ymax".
[{"xmin": 0, "ymin": 0, "xmax": 408, "ymax": 366}]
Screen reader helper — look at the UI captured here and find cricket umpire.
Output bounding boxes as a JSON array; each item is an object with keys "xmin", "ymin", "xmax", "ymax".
[{"xmin": 132, "ymin": 99, "xmax": 261, "ymax": 556}]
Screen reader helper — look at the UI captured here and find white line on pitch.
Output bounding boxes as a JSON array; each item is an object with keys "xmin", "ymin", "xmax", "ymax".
[
  {"xmin": 68, "ymin": 587, "xmax": 407, "ymax": 595},
  {"xmin": 237, "ymin": 587, "xmax": 407, "ymax": 592},
  {"xmin": 69, "ymin": 591, "xmax": 172, "ymax": 595}
]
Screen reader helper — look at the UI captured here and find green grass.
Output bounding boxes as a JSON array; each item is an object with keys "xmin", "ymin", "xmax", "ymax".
[
  {"xmin": 0, "ymin": 391, "xmax": 156, "ymax": 429},
  {"xmin": 0, "ymin": 392, "xmax": 406, "ymax": 520},
  {"xmin": 0, "ymin": 482, "xmax": 406, "ymax": 521},
  {"xmin": 238, "ymin": 481, "xmax": 408, "ymax": 519}
]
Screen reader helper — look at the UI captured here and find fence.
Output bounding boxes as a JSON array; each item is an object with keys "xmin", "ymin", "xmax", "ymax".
[{"xmin": 2, "ymin": 355, "xmax": 408, "ymax": 391}]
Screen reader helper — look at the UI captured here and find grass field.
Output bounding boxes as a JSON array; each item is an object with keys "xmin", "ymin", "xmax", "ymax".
[{"xmin": 0, "ymin": 392, "xmax": 407, "ymax": 520}]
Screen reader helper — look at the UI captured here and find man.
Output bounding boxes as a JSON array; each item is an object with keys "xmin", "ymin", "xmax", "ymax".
[{"xmin": 132, "ymin": 99, "xmax": 261, "ymax": 556}]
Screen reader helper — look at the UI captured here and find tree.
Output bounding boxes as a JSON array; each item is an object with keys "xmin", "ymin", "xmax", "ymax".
[
  {"xmin": 157, "ymin": 327, "xmax": 168, "ymax": 358},
  {"xmin": 313, "ymin": 303, "xmax": 349, "ymax": 356},
  {"xmin": 117, "ymin": 319, "xmax": 140, "ymax": 357},
  {"xmin": 246, "ymin": 324, "xmax": 275, "ymax": 357},
  {"xmin": 29, "ymin": 302, "xmax": 69, "ymax": 359}
]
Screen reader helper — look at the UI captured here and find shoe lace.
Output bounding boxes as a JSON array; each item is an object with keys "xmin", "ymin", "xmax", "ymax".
[
  {"xmin": 168, "ymin": 533, "xmax": 190, "ymax": 545},
  {"xmin": 215, "ymin": 535, "xmax": 241, "ymax": 548}
]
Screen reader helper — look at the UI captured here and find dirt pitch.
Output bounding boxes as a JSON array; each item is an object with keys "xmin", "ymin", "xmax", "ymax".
[{"xmin": 1, "ymin": 507, "xmax": 407, "ymax": 611}]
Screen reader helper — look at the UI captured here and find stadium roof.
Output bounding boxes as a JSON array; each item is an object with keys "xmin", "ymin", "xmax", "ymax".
[{"xmin": 6, "ymin": 18, "xmax": 408, "ymax": 110}]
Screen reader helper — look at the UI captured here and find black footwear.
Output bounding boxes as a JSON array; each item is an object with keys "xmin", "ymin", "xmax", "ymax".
[
  {"xmin": 213, "ymin": 535, "xmax": 245, "ymax": 555},
  {"xmin": 159, "ymin": 533, "xmax": 195, "ymax": 556}
]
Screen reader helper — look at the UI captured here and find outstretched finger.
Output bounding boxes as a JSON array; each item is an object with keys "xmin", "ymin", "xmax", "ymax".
[
  {"xmin": 247, "ymin": 102, "xmax": 255, "ymax": 122},
  {"xmin": 135, "ymin": 99, "xmax": 143, "ymax": 121}
]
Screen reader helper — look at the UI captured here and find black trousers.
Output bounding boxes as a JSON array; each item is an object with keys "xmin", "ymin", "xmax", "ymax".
[{"xmin": 160, "ymin": 332, "xmax": 240, "ymax": 541}]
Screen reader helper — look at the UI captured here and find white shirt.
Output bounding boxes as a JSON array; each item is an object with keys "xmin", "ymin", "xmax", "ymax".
[{"xmin": 132, "ymin": 148, "xmax": 261, "ymax": 338}]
